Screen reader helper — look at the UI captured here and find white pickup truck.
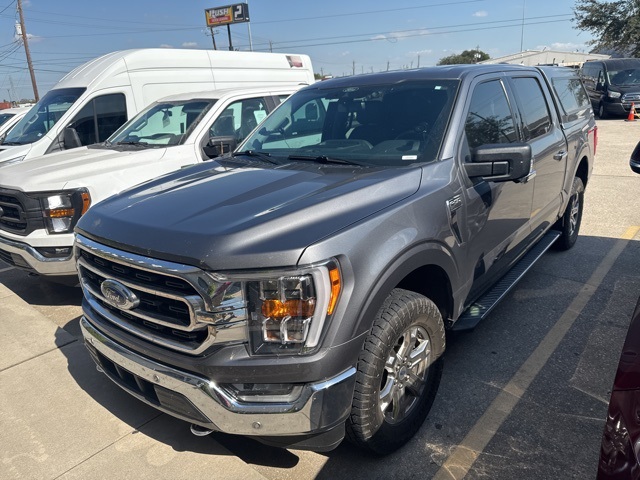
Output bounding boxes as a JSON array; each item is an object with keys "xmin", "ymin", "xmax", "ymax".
[{"xmin": 0, "ymin": 85, "xmax": 300, "ymax": 279}]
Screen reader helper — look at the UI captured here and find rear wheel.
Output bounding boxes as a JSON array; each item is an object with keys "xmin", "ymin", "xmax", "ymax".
[
  {"xmin": 554, "ymin": 176, "xmax": 584, "ymax": 251},
  {"xmin": 346, "ymin": 289, "xmax": 445, "ymax": 454}
]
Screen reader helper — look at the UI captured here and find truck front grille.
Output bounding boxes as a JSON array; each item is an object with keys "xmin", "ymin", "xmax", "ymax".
[
  {"xmin": 0, "ymin": 188, "xmax": 44, "ymax": 235},
  {"xmin": 75, "ymin": 234, "xmax": 248, "ymax": 355}
]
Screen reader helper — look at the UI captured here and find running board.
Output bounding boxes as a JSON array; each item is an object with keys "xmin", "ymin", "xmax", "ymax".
[{"xmin": 452, "ymin": 231, "xmax": 560, "ymax": 331}]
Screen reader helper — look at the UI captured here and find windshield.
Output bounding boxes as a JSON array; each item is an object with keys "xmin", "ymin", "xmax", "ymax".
[
  {"xmin": 107, "ymin": 99, "xmax": 215, "ymax": 148},
  {"xmin": 609, "ymin": 67, "xmax": 640, "ymax": 86},
  {"xmin": 3, "ymin": 87, "xmax": 85, "ymax": 145},
  {"xmin": 238, "ymin": 80, "xmax": 459, "ymax": 167},
  {"xmin": 0, "ymin": 113, "xmax": 15, "ymax": 126}
]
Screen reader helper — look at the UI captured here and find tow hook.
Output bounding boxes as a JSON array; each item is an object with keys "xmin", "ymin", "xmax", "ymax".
[{"xmin": 190, "ymin": 424, "xmax": 214, "ymax": 437}]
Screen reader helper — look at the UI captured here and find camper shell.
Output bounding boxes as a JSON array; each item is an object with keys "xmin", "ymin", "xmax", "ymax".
[{"xmin": 0, "ymin": 49, "xmax": 313, "ymax": 165}]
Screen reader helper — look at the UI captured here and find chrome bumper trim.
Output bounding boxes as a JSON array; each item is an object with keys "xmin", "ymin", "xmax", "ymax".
[
  {"xmin": 81, "ymin": 317, "xmax": 356, "ymax": 436},
  {"xmin": 0, "ymin": 234, "xmax": 75, "ymax": 275}
]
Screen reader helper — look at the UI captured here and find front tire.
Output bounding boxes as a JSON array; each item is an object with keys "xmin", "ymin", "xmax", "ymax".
[
  {"xmin": 554, "ymin": 176, "xmax": 584, "ymax": 251},
  {"xmin": 598, "ymin": 102, "xmax": 608, "ymax": 119},
  {"xmin": 346, "ymin": 289, "xmax": 445, "ymax": 454}
]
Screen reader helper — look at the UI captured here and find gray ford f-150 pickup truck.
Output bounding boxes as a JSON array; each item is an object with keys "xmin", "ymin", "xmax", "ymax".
[{"xmin": 74, "ymin": 65, "xmax": 596, "ymax": 454}]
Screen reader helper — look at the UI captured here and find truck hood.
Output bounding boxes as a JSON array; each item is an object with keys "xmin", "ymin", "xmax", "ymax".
[
  {"xmin": 77, "ymin": 161, "xmax": 422, "ymax": 270},
  {"xmin": 0, "ymin": 147, "xmax": 168, "ymax": 192},
  {"xmin": 0, "ymin": 143, "xmax": 31, "ymax": 164}
]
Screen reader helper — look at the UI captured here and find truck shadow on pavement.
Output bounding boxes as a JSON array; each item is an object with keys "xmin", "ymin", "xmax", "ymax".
[{"xmin": 52, "ymin": 234, "xmax": 640, "ymax": 479}]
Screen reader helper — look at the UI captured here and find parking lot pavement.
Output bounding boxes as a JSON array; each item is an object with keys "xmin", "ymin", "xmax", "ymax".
[
  {"xmin": 0, "ymin": 283, "xmax": 268, "ymax": 480},
  {"xmin": 0, "ymin": 118, "xmax": 639, "ymax": 480}
]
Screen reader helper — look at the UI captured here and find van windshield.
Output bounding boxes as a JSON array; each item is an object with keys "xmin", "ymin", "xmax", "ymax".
[
  {"xmin": 609, "ymin": 68, "xmax": 640, "ymax": 86},
  {"xmin": 3, "ymin": 87, "xmax": 85, "ymax": 145},
  {"xmin": 239, "ymin": 80, "xmax": 459, "ymax": 167},
  {"xmin": 107, "ymin": 99, "xmax": 215, "ymax": 148}
]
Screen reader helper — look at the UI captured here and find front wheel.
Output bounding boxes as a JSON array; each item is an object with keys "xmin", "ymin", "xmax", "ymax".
[
  {"xmin": 346, "ymin": 289, "xmax": 445, "ymax": 454},
  {"xmin": 598, "ymin": 102, "xmax": 608, "ymax": 119},
  {"xmin": 554, "ymin": 176, "xmax": 584, "ymax": 251}
]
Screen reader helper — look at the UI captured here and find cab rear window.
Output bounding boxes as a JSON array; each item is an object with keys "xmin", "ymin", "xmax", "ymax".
[{"xmin": 550, "ymin": 77, "xmax": 590, "ymax": 117}]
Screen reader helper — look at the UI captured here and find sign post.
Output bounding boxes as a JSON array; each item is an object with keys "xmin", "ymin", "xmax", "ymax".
[{"xmin": 204, "ymin": 3, "xmax": 250, "ymax": 51}]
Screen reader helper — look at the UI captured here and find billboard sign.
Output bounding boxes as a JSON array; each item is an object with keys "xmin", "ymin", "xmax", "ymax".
[{"xmin": 205, "ymin": 3, "xmax": 250, "ymax": 27}]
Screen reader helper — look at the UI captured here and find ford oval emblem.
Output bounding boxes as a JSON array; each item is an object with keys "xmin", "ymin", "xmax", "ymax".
[{"xmin": 100, "ymin": 279, "xmax": 140, "ymax": 310}]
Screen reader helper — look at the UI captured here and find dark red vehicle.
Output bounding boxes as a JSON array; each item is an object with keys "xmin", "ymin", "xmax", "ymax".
[
  {"xmin": 599, "ymin": 298, "xmax": 640, "ymax": 478},
  {"xmin": 598, "ymin": 154, "xmax": 640, "ymax": 478}
]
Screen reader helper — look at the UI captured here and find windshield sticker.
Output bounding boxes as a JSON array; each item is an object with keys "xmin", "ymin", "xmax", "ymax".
[
  {"xmin": 402, "ymin": 155, "xmax": 419, "ymax": 161},
  {"xmin": 253, "ymin": 110, "xmax": 267, "ymax": 123}
]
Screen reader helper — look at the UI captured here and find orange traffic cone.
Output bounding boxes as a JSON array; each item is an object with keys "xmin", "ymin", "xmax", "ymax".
[{"xmin": 626, "ymin": 103, "xmax": 637, "ymax": 122}]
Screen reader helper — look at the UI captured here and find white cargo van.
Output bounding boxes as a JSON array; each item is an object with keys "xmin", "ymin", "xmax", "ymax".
[
  {"xmin": 0, "ymin": 85, "xmax": 300, "ymax": 278},
  {"xmin": 0, "ymin": 49, "xmax": 313, "ymax": 166}
]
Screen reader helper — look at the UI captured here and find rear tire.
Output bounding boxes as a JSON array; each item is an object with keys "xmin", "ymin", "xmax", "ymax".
[
  {"xmin": 554, "ymin": 176, "xmax": 584, "ymax": 251},
  {"xmin": 346, "ymin": 289, "xmax": 445, "ymax": 455}
]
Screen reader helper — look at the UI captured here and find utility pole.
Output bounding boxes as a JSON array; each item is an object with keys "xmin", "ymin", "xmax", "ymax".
[
  {"xmin": 17, "ymin": 0, "xmax": 38, "ymax": 101},
  {"xmin": 209, "ymin": 27, "xmax": 218, "ymax": 50},
  {"xmin": 417, "ymin": 54, "xmax": 420, "ymax": 68},
  {"xmin": 352, "ymin": 60, "xmax": 355, "ymax": 76}
]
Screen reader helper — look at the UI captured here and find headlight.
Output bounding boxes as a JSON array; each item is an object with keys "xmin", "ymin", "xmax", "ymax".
[
  {"xmin": 205, "ymin": 260, "xmax": 342, "ymax": 355},
  {"xmin": 39, "ymin": 189, "xmax": 91, "ymax": 234},
  {"xmin": 608, "ymin": 91, "xmax": 622, "ymax": 99}
]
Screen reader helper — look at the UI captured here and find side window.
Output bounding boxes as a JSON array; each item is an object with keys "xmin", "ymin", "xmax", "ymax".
[
  {"xmin": 465, "ymin": 80, "xmax": 517, "ymax": 150},
  {"xmin": 551, "ymin": 78, "xmax": 590, "ymax": 115},
  {"xmin": 95, "ymin": 94, "xmax": 127, "ymax": 142},
  {"xmin": 67, "ymin": 93, "xmax": 127, "ymax": 146},
  {"xmin": 511, "ymin": 77, "xmax": 552, "ymax": 140},
  {"xmin": 209, "ymin": 98, "xmax": 267, "ymax": 142}
]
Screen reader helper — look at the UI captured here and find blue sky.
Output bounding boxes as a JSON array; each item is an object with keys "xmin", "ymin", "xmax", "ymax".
[{"xmin": 0, "ymin": 0, "xmax": 593, "ymax": 100}]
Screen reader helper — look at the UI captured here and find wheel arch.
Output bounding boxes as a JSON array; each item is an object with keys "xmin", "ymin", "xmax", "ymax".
[{"xmin": 353, "ymin": 242, "xmax": 459, "ymax": 338}]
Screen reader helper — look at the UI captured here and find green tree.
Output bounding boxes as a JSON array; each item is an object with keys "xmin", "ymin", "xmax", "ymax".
[
  {"xmin": 437, "ymin": 49, "xmax": 490, "ymax": 65},
  {"xmin": 574, "ymin": 0, "xmax": 640, "ymax": 57}
]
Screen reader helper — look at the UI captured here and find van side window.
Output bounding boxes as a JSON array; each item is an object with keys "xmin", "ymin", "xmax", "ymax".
[
  {"xmin": 511, "ymin": 77, "xmax": 552, "ymax": 140},
  {"xmin": 465, "ymin": 80, "xmax": 517, "ymax": 150},
  {"xmin": 67, "ymin": 93, "xmax": 127, "ymax": 147},
  {"xmin": 209, "ymin": 98, "xmax": 268, "ymax": 143}
]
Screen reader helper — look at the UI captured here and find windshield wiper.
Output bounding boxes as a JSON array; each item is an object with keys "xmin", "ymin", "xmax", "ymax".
[
  {"xmin": 1, "ymin": 141, "xmax": 23, "ymax": 146},
  {"xmin": 115, "ymin": 141, "xmax": 150, "ymax": 148},
  {"xmin": 287, "ymin": 154, "xmax": 366, "ymax": 166},
  {"xmin": 232, "ymin": 150, "xmax": 280, "ymax": 165}
]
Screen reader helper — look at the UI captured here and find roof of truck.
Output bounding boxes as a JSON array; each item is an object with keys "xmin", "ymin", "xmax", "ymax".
[
  {"xmin": 307, "ymin": 64, "xmax": 548, "ymax": 90},
  {"xmin": 150, "ymin": 84, "xmax": 306, "ymax": 103}
]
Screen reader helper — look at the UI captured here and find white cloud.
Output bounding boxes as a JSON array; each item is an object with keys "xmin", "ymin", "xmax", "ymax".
[
  {"xmin": 473, "ymin": 11, "xmax": 488, "ymax": 17},
  {"xmin": 159, "ymin": 44, "xmax": 173, "ymax": 49},
  {"xmin": 407, "ymin": 49, "xmax": 432, "ymax": 57},
  {"xmin": 182, "ymin": 42, "xmax": 198, "ymax": 48},
  {"xmin": 372, "ymin": 29, "xmax": 429, "ymax": 42},
  {"xmin": 340, "ymin": 51, "xmax": 350, "ymax": 57},
  {"xmin": 14, "ymin": 33, "xmax": 41, "ymax": 43},
  {"xmin": 535, "ymin": 42, "xmax": 588, "ymax": 52}
]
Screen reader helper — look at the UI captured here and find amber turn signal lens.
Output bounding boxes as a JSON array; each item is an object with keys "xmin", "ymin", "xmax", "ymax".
[
  {"xmin": 46, "ymin": 208, "xmax": 75, "ymax": 218},
  {"xmin": 262, "ymin": 299, "xmax": 316, "ymax": 318},
  {"xmin": 80, "ymin": 191, "xmax": 91, "ymax": 215},
  {"xmin": 327, "ymin": 268, "xmax": 341, "ymax": 315}
]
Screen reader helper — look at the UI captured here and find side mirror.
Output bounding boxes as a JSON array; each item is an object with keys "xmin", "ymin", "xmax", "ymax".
[
  {"xmin": 203, "ymin": 135, "xmax": 237, "ymax": 159},
  {"xmin": 63, "ymin": 127, "xmax": 82, "ymax": 149},
  {"xmin": 630, "ymin": 140, "xmax": 640, "ymax": 174},
  {"xmin": 465, "ymin": 143, "xmax": 532, "ymax": 182}
]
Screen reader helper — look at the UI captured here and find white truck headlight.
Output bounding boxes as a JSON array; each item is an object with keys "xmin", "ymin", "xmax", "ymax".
[
  {"xmin": 39, "ymin": 189, "xmax": 91, "ymax": 234},
  {"xmin": 608, "ymin": 91, "xmax": 622, "ymax": 99}
]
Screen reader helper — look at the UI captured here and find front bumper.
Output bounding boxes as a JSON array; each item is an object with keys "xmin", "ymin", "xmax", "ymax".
[
  {"xmin": 0, "ymin": 234, "xmax": 76, "ymax": 275},
  {"xmin": 80, "ymin": 317, "xmax": 356, "ymax": 445}
]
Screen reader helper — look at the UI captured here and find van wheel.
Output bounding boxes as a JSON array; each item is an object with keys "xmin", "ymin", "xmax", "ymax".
[
  {"xmin": 346, "ymin": 289, "xmax": 445, "ymax": 455},
  {"xmin": 554, "ymin": 177, "xmax": 584, "ymax": 251},
  {"xmin": 598, "ymin": 102, "xmax": 608, "ymax": 119}
]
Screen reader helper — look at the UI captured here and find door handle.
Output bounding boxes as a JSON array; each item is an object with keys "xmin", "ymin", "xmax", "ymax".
[{"xmin": 553, "ymin": 150, "xmax": 568, "ymax": 161}]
